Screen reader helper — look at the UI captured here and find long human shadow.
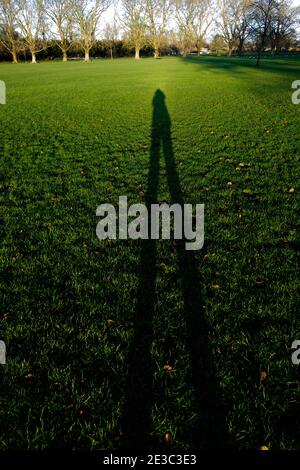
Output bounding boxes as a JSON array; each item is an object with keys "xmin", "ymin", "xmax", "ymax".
[{"xmin": 122, "ymin": 90, "xmax": 229, "ymax": 449}]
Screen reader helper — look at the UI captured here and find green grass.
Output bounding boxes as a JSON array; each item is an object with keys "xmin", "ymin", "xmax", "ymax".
[{"xmin": 0, "ymin": 55, "xmax": 299, "ymax": 450}]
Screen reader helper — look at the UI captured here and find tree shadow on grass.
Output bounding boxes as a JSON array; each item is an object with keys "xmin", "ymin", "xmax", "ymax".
[
  {"xmin": 122, "ymin": 90, "xmax": 229, "ymax": 450},
  {"xmin": 180, "ymin": 55, "xmax": 300, "ymax": 79}
]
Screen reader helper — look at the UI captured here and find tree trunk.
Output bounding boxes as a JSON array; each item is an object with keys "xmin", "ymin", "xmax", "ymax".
[
  {"xmin": 257, "ymin": 32, "xmax": 266, "ymax": 66},
  {"xmin": 12, "ymin": 49, "xmax": 18, "ymax": 64},
  {"xmin": 62, "ymin": 50, "xmax": 68, "ymax": 62},
  {"xmin": 238, "ymin": 40, "xmax": 244, "ymax": 56},
  {"xmin": 110, "ymin": 48, "xmax": 113, "ymax": 60},
  {"xmin": 256, "ymin": 50, "xmax": 261, "ymax": 66},
  {"xmin": 31, "ymin": 51, "xmax": 37, "ymax": 64},
  {"xmin": 135, "ymin": 47, "xmax": 140, "ymax": 59},
  {"xmin": 154, "ymin": 48, "xmax": 159, "ymax": 59},
  {"xmin": 84, "ymin": 49, "xmax": 90, "ymax": 62}
]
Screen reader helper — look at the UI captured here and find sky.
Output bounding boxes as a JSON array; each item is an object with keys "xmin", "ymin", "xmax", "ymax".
[{"xmin": 100, "ymin": 0, "xmax": 300, "ymax": 37}]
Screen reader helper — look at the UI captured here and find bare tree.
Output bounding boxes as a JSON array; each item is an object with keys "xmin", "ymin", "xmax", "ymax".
[
  {"xmin": 218, "ymin": 0, "xmax": 238, "ymax": 55},
  {"xmin": 192, "ymin": 0, "xmax": 215, "ymax": 55},
  {"xmin": 145, "ymin": 0, "xmax": 172, "ymax": 58},
  {"xmin": 45, "ymin": 0, "xmax": 74, "ymax": 62},
  {"xmin": 0, "ymin": 0, "xmax": 22, "ymax": 63},
  {"xmin": 249, "ymin": 0, "xmax": 277, "ymax": 66},
  {"xmin": 217, "ymin": 0, "xmax": 251, "ymax": 55},
  {"xmin": 121, "ymin": 0, "xmax": 146, "ymax": 59},
  {"xmin": 102, "ymin": 16, "xmax": 118, "ymax": 59},
  {"xmin": 71, "ymin": 0, "xmax": 110, "ymax": 62},
  {"xmin": 15, "ymin": 0, "xmax": 47, "ymax": 63},
  {"xmin": 270, "ymin": 0, "xmax": 299, "ymax": 53},
  {"xmin": 210, "ymin": 33, "xmax": 227, "ymax": 52},
  {"xmin": 175, "ymin": 0, "xmax": 196, "ymax": 56},
  {"xmin": 236, "ymin": 0, "xmax": 252, "ymax": 54}
]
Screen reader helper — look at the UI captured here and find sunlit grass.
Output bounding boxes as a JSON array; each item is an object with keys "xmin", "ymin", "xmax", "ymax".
[{"xmin": 0, "ymin": 56, "xmax": 299, "ymax": 450}]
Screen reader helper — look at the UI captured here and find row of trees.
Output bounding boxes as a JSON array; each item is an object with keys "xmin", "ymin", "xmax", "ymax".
[
  {"xmin": 218, "ymin": 0, "xmax": 299, "ymax": 64},
  {"xmin": 0, "ymin": 0, "xmax": 299, "ymax": 65}
]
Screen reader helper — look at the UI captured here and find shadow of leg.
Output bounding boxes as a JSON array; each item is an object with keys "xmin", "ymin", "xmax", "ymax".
[
  {"xmin": 122, "ymin": 95, "xmax": 161, "ymax": 450},
  {"xmin": 122, "ymin": 89, "xmax": 229, "ymax": 450},
  {"xmin": 160, "ymin": 91, "xmax": 230, "ymax": 448}
]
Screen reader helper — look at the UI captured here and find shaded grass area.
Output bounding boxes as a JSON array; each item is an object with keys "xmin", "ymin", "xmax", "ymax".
[{"xmin": 0, "ymin": 56, "xmax": 299, "ymax": 450}]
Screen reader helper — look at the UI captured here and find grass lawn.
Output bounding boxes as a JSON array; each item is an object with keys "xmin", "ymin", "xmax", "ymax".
[{"xmin": 0, "ymin": 55, "xmax": 299, "ymax": 450}]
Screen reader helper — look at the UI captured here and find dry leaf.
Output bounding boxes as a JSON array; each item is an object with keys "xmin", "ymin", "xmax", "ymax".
[
  {"xmin": 25, "ymin": 373, "xmax": 33, "ymax": 382},
  {"xmin": 256, "ymin": 277, "xmax": 267, "ymax": 288},
  {"xmin": 163, "ymin": 432, "xmax": 172, "ymax": 445},
  {"xmin": 260, "ymin": 370, "xmax": 268, "ymax": 383},
  {"xmin": 212, "ymin": 284, "xmax": 220, "ymax": 289},
  {"xmin": 242, "ymin": 188, "xmax": 252, "ymax": 195},
  {"xmin": 204, "ymin": 253, "xmax": 216, "ymax": 260}
]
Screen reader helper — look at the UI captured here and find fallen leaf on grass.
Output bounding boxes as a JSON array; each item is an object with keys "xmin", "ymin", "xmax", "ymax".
[
  {"xmin": 236, "ymin": 162, "xmax": 252, "ymax": 171},
  {"xmin": 260, "ymin": 370, "xmax": 268, "ymax": 383},
  {"xmin": 255, "ymin": 277, "xmax": 267, "ymax": 288},
  {"xmin": 242, "ymin": 189, "xmax": 253, "ymax": 195},
  {"xmin": 204, "ymin": 253, "xmax": 216, "ymax": 260},
  {"xmin": 239, "ymin": 163, "xmax": 252, "ymax": 169},
  {"xmin": 25, "ymin": 373, "xmax": 34, "ymax": 382}
]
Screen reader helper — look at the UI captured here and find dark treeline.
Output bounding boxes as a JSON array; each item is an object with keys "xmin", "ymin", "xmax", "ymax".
[
  {"xmin": 0, "ymin": 39, "xmax": 180, "ymax": 61},
  {"xmin": 1, "ymin": 38, "xmax": 299, "ymax": 62}
]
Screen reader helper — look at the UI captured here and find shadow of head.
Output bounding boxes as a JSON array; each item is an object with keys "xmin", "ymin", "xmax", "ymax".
[
  {"xmin": 152, "ymin": 89, "xmax": 171, "ymax": 130},
  {"xmin": 153, "ymin": 89, "xmax": 165, "ymax": 106}
]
